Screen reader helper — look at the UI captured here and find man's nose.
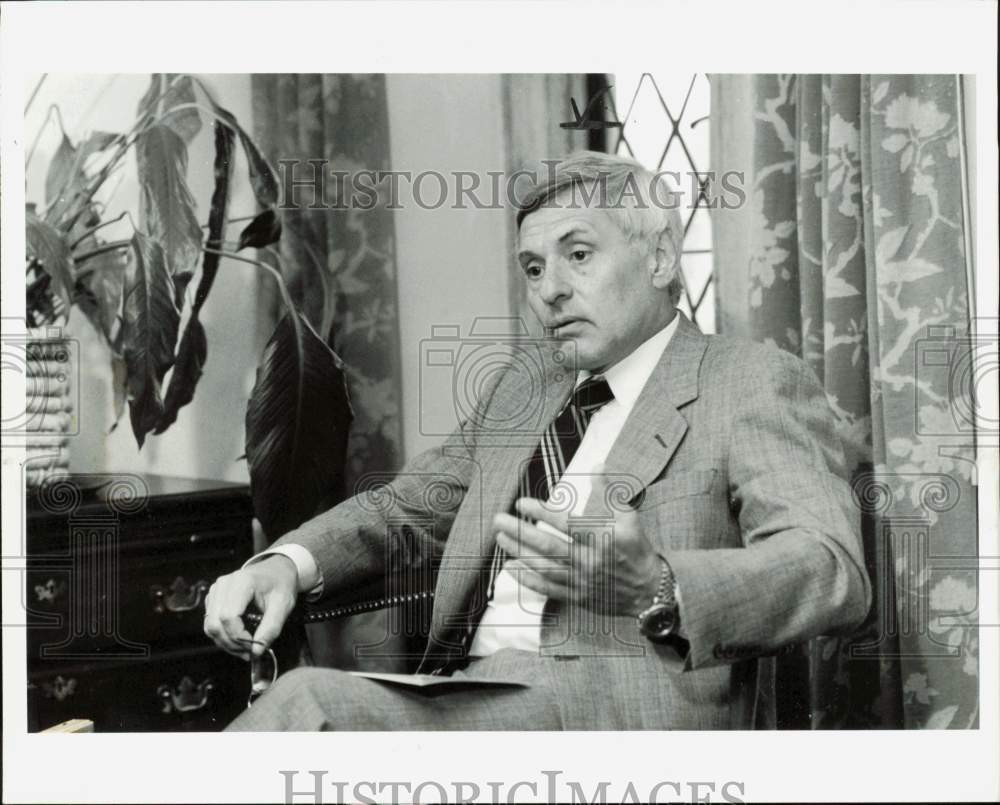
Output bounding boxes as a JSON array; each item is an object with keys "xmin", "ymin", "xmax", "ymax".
[{"xmin": 538, "ymin": 262, "xmax": 571, "ymax": 305}]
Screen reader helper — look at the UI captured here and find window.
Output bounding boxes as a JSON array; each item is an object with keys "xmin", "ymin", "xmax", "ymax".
[{"xmin": 608, "ymin": 74, "xmax": 715, "ymax": 333}]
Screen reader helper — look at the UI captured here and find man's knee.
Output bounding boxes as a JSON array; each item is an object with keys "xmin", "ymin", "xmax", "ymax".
[
  {"xmin": 270, "ymin": 666, "xmax": 339, "ymax": 701},
  {"xmin": 233, "ymin": 666, "xmax": 353, "ymax": 731}
]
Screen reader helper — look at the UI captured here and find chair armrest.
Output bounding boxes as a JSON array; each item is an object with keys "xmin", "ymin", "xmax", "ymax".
[{"xmin": 242, "ymin": 588, "xmax": 435, "ymax": 628}]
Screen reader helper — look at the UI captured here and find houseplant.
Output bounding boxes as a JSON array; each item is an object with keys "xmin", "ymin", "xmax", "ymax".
[{"xmin": 25, "ymin": 73, "xmax": 351, "ymax": 540}]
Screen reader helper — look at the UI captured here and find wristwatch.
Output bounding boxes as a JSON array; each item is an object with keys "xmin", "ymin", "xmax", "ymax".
[{"xmin": 637, "ymin": 554, "xmax": 680, "ymax": 643}]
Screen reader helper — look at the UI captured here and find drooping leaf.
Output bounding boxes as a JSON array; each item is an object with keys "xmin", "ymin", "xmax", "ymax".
[
  {"xmin": 237, "ymin": 208, "xmax": 282, "ymax": 251},
  {"xmin": 138, "ymin": 74, "xmax": 202, "ymax": 144},
  {"xmin": 136, "ymin": 123, "xmax": 204, "ymax": 306},
  {"xmin": 194, "ymin": 121, "xmax": 237, "ymax": 313},
  {"xmin": 153, "ymin": 121, "xmax": 237, "ymax": 435},
  {"xmin": 155, "ymin": 317, "xmax": 207, "ymax": 433},
  {"xmin": 74, "ymin": 245, "xmax": 128, "ymax": 344},
  {"xmin": 206, "ymin": 100, "xmax": 279, "ymax": 208},
  {"xmin": 121, "ymin": 231, "xmax": 180, "ymax": 447},
  {"xmin": 45, "ymin": 131, "xmax": 120, "ymax": 227},
  {"xmin": 110, "ymin": 354, "xmax": 128, "ymax": 432},
  {"xmin": 45, "ymin": 134, "xmax": 76, "ymax": 208},
  {"xmin": 245, "ymin": 310, "xmax": 353, "ymax": 539},
  {"xmin": 26, "ymin": 212, "xmax": 74, "ymax": 311}
]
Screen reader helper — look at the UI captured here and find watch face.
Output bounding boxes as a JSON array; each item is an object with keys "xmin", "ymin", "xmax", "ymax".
[{"xmin": 640, "ymin": 602, "xmax": 677, "ymax": 640}]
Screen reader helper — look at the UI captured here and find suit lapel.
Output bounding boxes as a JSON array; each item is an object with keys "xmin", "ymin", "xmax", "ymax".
[
  {"xmin": 425, "ymin": 313, "xmax": 708, "ymax": 661},
  {"xmin": 427, "ymin": 342, "xmax": 575, "ymax": 649},
  {"xmin": 584, "ymin": 312, "xmax": 708, "ymax": 515}
]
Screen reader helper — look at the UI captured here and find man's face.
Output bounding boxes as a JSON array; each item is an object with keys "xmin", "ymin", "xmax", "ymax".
[{"xmin": 517, "ymin": 191, "xmax": 673, "ymax": 372}]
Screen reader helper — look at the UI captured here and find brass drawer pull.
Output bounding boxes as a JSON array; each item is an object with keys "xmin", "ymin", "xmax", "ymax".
[
  {"xmin": 150, "ymin": 577, "xmax": 209, "ymax": 614},
  {"xmin": 157, "ymin": 676, "xmax": 214, "ymax": 714},
  {"xmin": 34, "ymin": 577, "xmax": 66, "ymax": 604},
  {"xmin": 42, "ymin": 676, "xmax": 78, "ymax": 702}
]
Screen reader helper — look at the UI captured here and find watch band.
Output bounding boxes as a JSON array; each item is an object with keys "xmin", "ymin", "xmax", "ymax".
[
  {"xmin": 636, "ymin": 553, "xmax": 680, "ymax": 641},
  {"xmin": 652, "ymin": 554, "xmax": 677, "ymax": 608}
]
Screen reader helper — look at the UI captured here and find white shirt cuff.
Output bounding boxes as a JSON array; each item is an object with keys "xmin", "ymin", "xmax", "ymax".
[{"xmin": 243, "ymin": 544, "xmax": 324, "ymax": 600}]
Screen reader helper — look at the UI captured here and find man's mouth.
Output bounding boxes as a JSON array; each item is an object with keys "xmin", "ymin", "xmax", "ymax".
[{"xmin": 550, "ymin": 318, "xmax": 582, "ymax": 332}]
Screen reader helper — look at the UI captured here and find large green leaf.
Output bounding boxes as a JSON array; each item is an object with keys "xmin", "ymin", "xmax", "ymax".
[
  {"xmin": 45, "ymin": 130, "xmax": 119, "ymax": 217},
  {"xmin": 155, "ymin": 121, "xmax": 237, "ymax": 433},
  {"xmin": 245, "ymin": 310, "xmax": 353, "ymax": 539},
  {"xmin": 44, "ymin": 134, "xmax": 76, "ymax": 209},
  {"xmin": 121, "ymin": 231, "xmax": 180, "ymax": 447},
  {"xmin": 74, "ymin": 245, "xmax": 127, "ymax": 344},
  {"xmin": 154, "ymin": 317, "xmax": 206, "ymax": 434},
  {"xmin": 136, "ymin": 123, "xmax": 204, "ymax": 306},
  {"xmin": 194, "ymin": 121, "xmax": 236, "ymax": 311},
  {"xmin": 237, "ymin": 208, "xmax": 282, "ymax": 251},
  {"xmin": 26, "ymin": 212, "xmax": 74, "ymax": 311},
  {"xmin": 138, "ymin": 74, "xmax": 202, "ymax": 144},
  {"xmin": 206, "ymin": 100, "xmax": 279, "ymax": 208}
]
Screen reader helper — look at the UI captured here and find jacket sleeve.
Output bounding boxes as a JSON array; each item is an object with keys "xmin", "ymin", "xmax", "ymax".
[
  {"xmin": 662, "ymin": 348, "xmax": 872, "ymax": 671},
  {"xmin": 269, "ymin": 370, "xmax": 504, "ymax": 609}
]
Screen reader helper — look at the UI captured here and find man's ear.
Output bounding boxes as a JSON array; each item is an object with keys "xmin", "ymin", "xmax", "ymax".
[{"xmin": 650, "ymin": 225, "xmax": 678, "ymax": 290}]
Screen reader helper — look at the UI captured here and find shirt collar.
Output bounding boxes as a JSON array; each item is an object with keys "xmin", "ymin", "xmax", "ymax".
[{"xmin": 577, "ymin": 312, "xmax": 680, "ymax": 410}]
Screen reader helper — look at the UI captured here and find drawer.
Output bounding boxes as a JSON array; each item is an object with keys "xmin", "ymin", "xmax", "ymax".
[
  {"xmin": 29, "ymin": 647, "xmax": 249, "ymax": 732},
  {"xmin": 26, "ymin": 521, "xmax": 252, "ymax": 662}
]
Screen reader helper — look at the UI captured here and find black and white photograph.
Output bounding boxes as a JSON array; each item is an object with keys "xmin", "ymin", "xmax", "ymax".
[{"xmin": 2, "ymin": 1, "xmax": 997, "ymax": 803}]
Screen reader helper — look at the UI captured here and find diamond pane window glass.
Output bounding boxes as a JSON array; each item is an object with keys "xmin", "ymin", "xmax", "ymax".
[{"xmin": 609, "ymin": 74, "xmax": 715, "ymax": 333}]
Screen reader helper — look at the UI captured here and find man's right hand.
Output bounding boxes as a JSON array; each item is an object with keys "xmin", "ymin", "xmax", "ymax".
[{"xmin": 203, "ymin": 555, "xmax": 298, "ymax": 661}]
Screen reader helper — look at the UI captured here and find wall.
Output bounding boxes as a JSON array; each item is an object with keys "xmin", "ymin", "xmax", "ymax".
[{"xmin": 386, "ymin": 74, "xmax": 513, "ymax": 461}]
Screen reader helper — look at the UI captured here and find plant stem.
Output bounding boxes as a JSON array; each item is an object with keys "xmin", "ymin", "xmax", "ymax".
[
  {"xmin": 74, "ymin": 239, "xmax": 132, "ymax": 270},
  {"xmin": 26, "ymin": 103, "xmax": 60, "ymax": 170},
  {"xmin": 69, "ymin": 211, "xmax": 131, "ymax": 250},
  {"xmin": 200, "ymin": 214, "xmax": 257, "ymax": 229},
  {"xmin": 202, "ymin": 246, "xmax": 295, "ymax": 314},
  {"xmin": 25, "ymin": 74, "xmax": 47, "ymax": 114}
]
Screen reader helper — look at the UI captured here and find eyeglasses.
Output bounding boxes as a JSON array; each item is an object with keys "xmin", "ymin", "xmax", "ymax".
[{"xmin": 235, "ymin": 637, "xmax": 278, "ymax": 709}]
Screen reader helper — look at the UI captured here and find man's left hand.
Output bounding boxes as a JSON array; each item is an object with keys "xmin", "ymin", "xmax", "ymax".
[{"xmin": 493, "ymin": 466, "xmax": 662, "ymax": 618}]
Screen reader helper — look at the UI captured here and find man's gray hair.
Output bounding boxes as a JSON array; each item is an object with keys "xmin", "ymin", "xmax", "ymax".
[{"xmin": 516, "ymin": 151, "xmax": 686, "ymax": 305}]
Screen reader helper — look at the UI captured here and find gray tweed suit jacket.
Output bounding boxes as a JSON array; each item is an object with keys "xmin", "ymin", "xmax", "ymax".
[{"xmin": 275, "ymin": 312, "xmax": 872, "ymax": 729}]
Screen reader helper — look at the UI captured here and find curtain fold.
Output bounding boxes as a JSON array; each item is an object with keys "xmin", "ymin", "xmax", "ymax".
[
  {"xmin": 714, "ymin": 74, "xmax": 978, "ymax": 728},
  {"xmin": 251, "ymin": 74, "xmax": 408, "ymax": 670}
]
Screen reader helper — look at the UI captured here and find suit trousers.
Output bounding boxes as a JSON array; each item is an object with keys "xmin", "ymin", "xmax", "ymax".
[{"xmin": 225, "ymin": 649, "xmax": 569, "ymax": 731}]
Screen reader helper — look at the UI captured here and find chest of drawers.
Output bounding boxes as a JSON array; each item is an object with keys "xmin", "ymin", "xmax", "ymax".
[{"xmin": 25, "ymin": 474, "xmax": 254, "ymax": 732}]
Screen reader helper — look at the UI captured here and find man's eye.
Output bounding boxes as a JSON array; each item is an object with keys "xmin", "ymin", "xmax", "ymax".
[
  {"xmin": 525, "ymin": 264, "xmax": 543, "ymax": 279},
  {"xmin": 569, "ymin": 249, "xmax": 591, "ymax": 263}
]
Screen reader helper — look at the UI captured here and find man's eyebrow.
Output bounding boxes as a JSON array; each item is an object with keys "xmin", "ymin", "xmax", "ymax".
[
  {"xmin": 556, "ymin": 225, "xmax": 596, "ymax": 243},
  {"xmin": 517, "ymin": 225, "xmax": 597, "ymax": 260}
]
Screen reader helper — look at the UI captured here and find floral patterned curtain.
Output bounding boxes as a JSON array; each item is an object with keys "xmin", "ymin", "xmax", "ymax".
[
  {"xmin": 740, "ymin": 75, "xmax": 978, "ymax": 728},
  {"xmin": 251, "ymin": 74, "xmax": 407, "ymax": 669}
]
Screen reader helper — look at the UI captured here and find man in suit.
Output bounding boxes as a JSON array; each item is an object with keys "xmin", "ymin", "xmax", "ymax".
[{"xmin": 205, "ymin": 150, "xmax": 872, "ymax": 730}]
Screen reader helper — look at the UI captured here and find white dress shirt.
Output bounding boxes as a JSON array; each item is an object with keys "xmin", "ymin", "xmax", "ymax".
[
  {"xmin": 468, "ymin": 314, "xmax": 679, "ymax": 656},
  {"xmin": 251, "ymin": 314, "xmax": 680, "ymax": 656}
]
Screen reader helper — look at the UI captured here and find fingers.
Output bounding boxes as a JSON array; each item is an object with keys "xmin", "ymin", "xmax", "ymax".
[
  {"xmin": 505, "ymin": 559, "xmax": 569, "ymax": 600},
  {"xmin": 514, "ymin": 497, "xmax": 570, "ymax": 535},
  {"xmin": 494, "ymin": 513, "xmax": 573, "ymax": 557},
  {"xmin": 251, "ymin": 591, "xmax": 295, "ymax": 656},
  {"xmin": 203, "ymin": 573, "xmax": 256, "ymax": 660},
  {"xmin": 496, "ymin": 529, "xmax": 570, "ymax": 576}
]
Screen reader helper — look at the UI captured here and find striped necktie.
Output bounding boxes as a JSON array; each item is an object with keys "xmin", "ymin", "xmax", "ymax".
[{"xmin": 484, "ymin": 374, "xmax": 616, "ymax": 600}]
